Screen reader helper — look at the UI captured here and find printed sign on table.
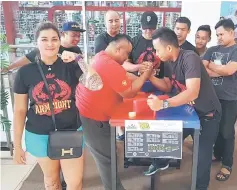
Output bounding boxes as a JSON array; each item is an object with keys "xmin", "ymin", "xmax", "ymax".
[{"xmin": 125, "ymin": 120, "xmax": 183, "ymax": 159}]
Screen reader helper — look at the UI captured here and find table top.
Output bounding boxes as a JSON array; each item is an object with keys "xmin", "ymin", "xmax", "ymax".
[{"xmin": 110, "ymin": 97, "xmax": 200, "ymax": 129}]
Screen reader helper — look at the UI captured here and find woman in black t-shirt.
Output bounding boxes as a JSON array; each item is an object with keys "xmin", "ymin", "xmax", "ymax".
[{"xmin": 13, "ymin": 22, "xmax": 84, "ymax": 189}]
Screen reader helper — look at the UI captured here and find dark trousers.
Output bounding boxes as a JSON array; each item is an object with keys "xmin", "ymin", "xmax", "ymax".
[
  {"xmin": 185, "ymin": 112, "xmax": 221, "ymax": 190},
  {"xmin": 154, "ymin": 111, "xmax": 221, "ymax": 190},
  {"xmin": 213, "ymin": 99, "xmax": 237, "ymax": 168},
  {"xmin": 80, "ymin": 115, "xmax": 125, "ymax": 190}
]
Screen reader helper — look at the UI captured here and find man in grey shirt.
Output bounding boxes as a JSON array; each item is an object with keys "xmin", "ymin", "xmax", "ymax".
[{"xmin": 203, "ymin": 19, "xmax": 237, "ymax": 182}]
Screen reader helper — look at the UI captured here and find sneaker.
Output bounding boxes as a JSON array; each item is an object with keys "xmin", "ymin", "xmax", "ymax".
[
  {"xmin": 116, "ymin": 134, "xmax": 125, "ymax": 141},
  {"xmin": 144, "ymin": 162, "xmax": 169, "ymax": 176}
]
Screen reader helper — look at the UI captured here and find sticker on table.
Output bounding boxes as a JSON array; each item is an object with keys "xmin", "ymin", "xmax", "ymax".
[{"xmin": 125, "ymin": 120, "xmax": 183, "ymax": 159}]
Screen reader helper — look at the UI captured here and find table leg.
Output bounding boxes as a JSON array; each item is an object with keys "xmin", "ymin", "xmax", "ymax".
[
  {"xmin": 150, "ymin": 174, "xmax": 156, "ymax": 190},
  {"xmin": 191, "ymin": 128, "xmax": 200, "ymax": 190},
  {"xmin": 111, "ymin": 127, "xmax": 117, "ymax": 190}
]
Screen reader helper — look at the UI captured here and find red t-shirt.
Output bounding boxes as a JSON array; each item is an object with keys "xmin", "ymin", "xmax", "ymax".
[{"xmin": 76, "ymin": 51, "xmax": 132, "ymax": 121}]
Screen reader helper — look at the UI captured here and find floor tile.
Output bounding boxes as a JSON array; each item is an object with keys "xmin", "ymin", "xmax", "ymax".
[{"xmin": 1, "ymin": 165, "xmax": 33, "ymax": 190}]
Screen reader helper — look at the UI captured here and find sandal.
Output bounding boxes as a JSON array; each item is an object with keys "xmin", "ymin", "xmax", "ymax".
[{"xmin": 216, "ymin": 166, "xmax": 232, "ymax": 181}]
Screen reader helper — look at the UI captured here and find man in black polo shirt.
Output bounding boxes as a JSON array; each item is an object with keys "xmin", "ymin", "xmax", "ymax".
[
  {"xmin": 145, "ymin": 27, "xmax": 221, "ymax": 190},
  {"xmin": 3, "ymin": 21, "xmax": 85, "ymax": 72},
  {"xmin": 95, "ymin": 10, "xmax": 130, "ymax": 54},
  {"xmin": 174, "ymin": 17, "xmax": 198, "ymax": 54}
]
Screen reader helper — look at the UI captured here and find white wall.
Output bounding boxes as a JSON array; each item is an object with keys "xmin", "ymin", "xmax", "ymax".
[{"xmin": 181, "ymin": 1, "xmax": 222, "ymax": 47}]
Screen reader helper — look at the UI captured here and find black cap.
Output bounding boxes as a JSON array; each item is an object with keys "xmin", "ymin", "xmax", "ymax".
[
  {"xmin": 141, "ymin": 11, "xmax": 158, "ymax": 30},
  {"xmin": 62, "ymin": 21, "xmax": 86, "ymax": 32}
]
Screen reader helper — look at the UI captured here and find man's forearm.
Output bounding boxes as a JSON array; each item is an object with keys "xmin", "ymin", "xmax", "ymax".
[
  {"xmin": 209, "ymin": 64, "xmax": 234, "ymax": 76},
  {"xmin": 122, "ymin": 74, "xmax": 148, "ymax": 98},
  {"xmin": 167, "ymin": 89, "xmax": 198, "ymax": 107},
  {"xmin": 122, "ymin": 61, "xmax": 140, "ymax": 72},
  {"xmin": 149, "ymin": 75, "xmax": 171, "ymax": 92},
  {"xmin": 203, "ymin": 60, "xmax": 221, "ymax": 77},
  {"xmin": 206, "ymin": 67, "xmax": 221, "ymax": 77},
  {"xmin": 8, "ymin": 56, "xmax": 30, "ymax": 71},
  {"xmin": 126, "ymin": 72, "xmax": 138, "ymax": 81}
]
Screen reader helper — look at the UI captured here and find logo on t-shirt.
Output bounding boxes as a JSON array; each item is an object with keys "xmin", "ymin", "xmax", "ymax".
[
  {"xmin": 137, "ymin": 47, "xmax": 160, "ymax": 68},
  {"xmin": 211, "ymin": 52, "xmax": 229, "ymax": 86},
  {"xmin": 171, "ymin": 74, "xmax": 195, "ymax": 106},
  {"xmin": 171, "ymin": 74, "xmax": 187, "ymax": 92},
  {"xmin": 32, "ymin": 74, "xmax": 72, "ymax": 116},
  {"xmin": 122, "ymin": 80, "xmax": 128, "ymax": 86}
]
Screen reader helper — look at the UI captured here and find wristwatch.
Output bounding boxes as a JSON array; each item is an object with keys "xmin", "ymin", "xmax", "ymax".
[{"xmin": 162, "ymin": 100, "xmax": 170, "ymax": 109}]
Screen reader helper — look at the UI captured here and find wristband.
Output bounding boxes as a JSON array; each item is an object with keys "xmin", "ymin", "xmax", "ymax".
[{"xmin": 75, "ymin": 55, "xmax": 82, "ymax": 62}]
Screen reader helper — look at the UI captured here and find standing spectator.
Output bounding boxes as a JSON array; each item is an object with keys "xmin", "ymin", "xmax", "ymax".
[
  {"xmin": 123, "ymin": 11, "xmax": 163, "ymax": 78},
  {"xmin": 2, "ymin": 21, "xmax": 85, "ymax": 72},
  {"xmin": 174, "ymin": 17, "xmax": 198, "ymax": 54},
  {"xmin": 203, "ymin": 19, "xmax": 237, "ymax": 181},
  {"xmin": 195, "ymin": 25, "xmax": 212, "ymax": 58},
  {"xmin": 95, "ymin": 10, "xmax": 128, "ymax": 54},
  {"xmin": 13, "ymin": 22, "xmax": 84, "ymax": 190}
]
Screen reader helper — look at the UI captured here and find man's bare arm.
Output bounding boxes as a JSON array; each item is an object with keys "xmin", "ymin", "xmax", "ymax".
[
  {"xmin": 3, "ymin": 56, "xmax": 30, "ymax": 72},
  {"xmin": 126, "ymin": 72, "xmax": 138, "ymax": 81},
  {"xmin": 122, "ymin": 59, "xmax": 141, "ymax": 72},
  {"xmin": 149, "ymin": 75, "xmax": 172, "ymax": 92},
  {"xmin": 208, "ymin": 61, "xmax": 237, "ymax": 76},
  {"xmin": 119, "ymin": 70, "xmax": 152, "ymax": 98},
  {"xmin": 202, "ymin": 60, "xmax": 221, "ymax": 77},
  {"xmin": 206, "ymin": 68, "xmax": 222, "ymax": 77}
]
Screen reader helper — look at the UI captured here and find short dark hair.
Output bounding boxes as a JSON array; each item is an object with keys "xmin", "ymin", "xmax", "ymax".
[
  {"xmin": 152, "ymin": 27, "xmax": 179, "ymax": 48},
  {"xmin": 175, "ymin": 17, "xmax": 191, "ymax": 30},
  {"xmin": 215, "ymin": 19, "xmax": 235, "ymax": 30},
  {"xmin": 35, "ymin": 21, "xmax": 60, "ymax": 41},
  {"xmin": 197, "ymin": 25, "xmax": 212, "ymax": 37}
]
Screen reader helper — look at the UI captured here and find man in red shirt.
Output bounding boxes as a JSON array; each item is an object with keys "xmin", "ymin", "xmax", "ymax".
[{"xmin": 76, "ymin": 35, "xmax": 153, "ymax": 190}]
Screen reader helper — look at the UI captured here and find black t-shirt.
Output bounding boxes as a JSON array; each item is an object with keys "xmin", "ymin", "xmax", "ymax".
[
  {"xmin": 25, "ymin": 45, "xmax": 82, "ymax": 63},
  {"xmin": 94, "ymin": 32, "xmax": 131, "ymax": 54},
  {"xmin": 180, "ymin": 40, "xmax": 199, "ymax": 55},
  {"xmin": 14, "ymin": 58, "xmax": 83, "ymax": 135},
  {"xmin": 164, "ymin": 49, "xmax": 221, "ymax": 117},
  {"xmin": 129, "ymin": 34, "xmax": 164, "ymax": 78}
]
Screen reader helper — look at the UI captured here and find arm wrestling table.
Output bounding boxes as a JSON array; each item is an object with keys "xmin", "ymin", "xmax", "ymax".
[{"xmin": 109, "ymin": 100, "xmax": 200, "ymax": 190}]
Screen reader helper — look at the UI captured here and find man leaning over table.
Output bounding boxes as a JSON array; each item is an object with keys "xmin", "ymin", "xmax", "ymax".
[
  {"xmin": 143, "ymin": 27, "xmax": 221, "ymax": 190},
  {"xmin": 66, "ymin": 35, "xmax": 153, "ymax": 190}
]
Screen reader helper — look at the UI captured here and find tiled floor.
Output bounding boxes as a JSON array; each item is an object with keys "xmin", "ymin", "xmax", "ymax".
[
  {"xmin": 2, "ymin": 126, "xmax": 237, "ymax": 190},
  {"xmin": 1, "ymin": 151, "xmax": 37, "ymax": 190}
]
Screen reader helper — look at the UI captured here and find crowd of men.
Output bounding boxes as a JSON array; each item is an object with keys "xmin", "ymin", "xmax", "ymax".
[{"xmin": 5, "ymin": 10, "xmax": 237, "ymax": 190}]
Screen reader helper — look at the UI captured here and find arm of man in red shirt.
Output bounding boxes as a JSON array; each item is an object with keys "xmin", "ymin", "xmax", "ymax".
[{"xmin": 104, "ymin": 60, "xmax": 153, "ymax": 99}]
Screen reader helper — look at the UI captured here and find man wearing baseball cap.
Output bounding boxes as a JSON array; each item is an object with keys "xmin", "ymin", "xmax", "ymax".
[
  {"xmin": 122, "ymin": 11, "xmax": 165, "ymax": 173},
  {"xmin": 2, "ymin": 21, "xmax": 86, "ymax": 72},
  {"xmin": 123, "ymin": 11, "xmax": 163, "ymax": 79}
]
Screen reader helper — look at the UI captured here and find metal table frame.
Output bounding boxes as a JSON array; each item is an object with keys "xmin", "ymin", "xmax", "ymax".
[{"xmin": 110, "ymin": 126, "xmax": 200, "ymax": 190}]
